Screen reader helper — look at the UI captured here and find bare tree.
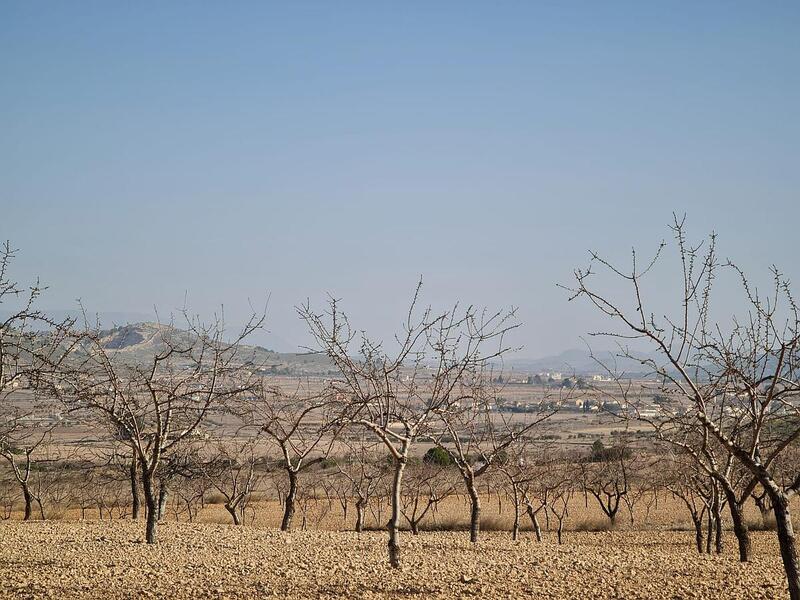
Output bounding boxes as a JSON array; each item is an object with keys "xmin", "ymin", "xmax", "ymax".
[
  {"xmin": 517, "ymin": 448, "xmax": 575, "ymax": 544},
  {"xmin": 0, "ymin": 470, "xmax": 17, "ymax": 520},
  {"xmin": 579, "ymin": 441, "xmax": 635, "ymax": 526},
  {"xmin": 334, "ymin": 439, "xmax": 386, "ymax": 532},
  {"xmin": 0, "ymin": 242, "xmax": 77, "ymax": 520},
  {"xmin": 567, "ymin": 216, "xmax": 800, "ymax": 597},
  {"xmin": 433, "ymin": 386, "xmax": 556, "ymax": 543},
  {"xmin": 665, "ymin": 453, "xmax": 724, "ymax": 554},
  {"xmin": 202, "ymin": 436, "xmax": 262, "ymax": 525},
  {"xmin": 154, "ymin": 444, "xmax": 205, "ymax": 522},
  {"xmin": 0, "ymin": 420, "xmax": 52, "ymax": 520},
  {"xmin": 595, "ymin": 370, "xmax": 756, "ymax": 561},
  {"xmin": 300, "ymin": 282, "xmax": 516, "ymax": 567},
  {"xmin": 53, "ymin": 311, "xmax": 263, "ymax": 543},
  {"xmin": 255, "ymin": 382, "xmax": 338, "ymax": 531},
  {"xmin": 400, "ymin": 460, "xmax": 455, "ymax": 534}
]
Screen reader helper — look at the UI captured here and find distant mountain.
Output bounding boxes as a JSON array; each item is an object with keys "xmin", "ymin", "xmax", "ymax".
[
  {"xmin": 500, "ymin": 348, "xmax": 664, "ymax": 376},
  {"xmin": 81, "ymin": 322, "xmax": 335, "ymax": 376}
]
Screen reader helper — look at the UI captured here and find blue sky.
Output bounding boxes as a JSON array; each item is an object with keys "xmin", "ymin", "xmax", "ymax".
[{"xmin": 2, "ymin": 2, "xmax": 798, "ymax": 355}]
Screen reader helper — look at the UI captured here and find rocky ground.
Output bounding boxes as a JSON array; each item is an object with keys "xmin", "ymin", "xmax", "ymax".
[{"xmin": 0, "ymin": 520, "xmax": 789, "ymax": 599}]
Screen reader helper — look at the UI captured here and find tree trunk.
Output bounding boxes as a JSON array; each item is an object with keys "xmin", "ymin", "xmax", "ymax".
[
  {"xmin": 724, "ymin": 491, "xmax": 751, "ymax": 562},
  {"xmin": 355, "ymin": 498, "xmax": 365, "ymax": 533},
  {"xmin": 141, "ymin": 470, "xmax": 158, "ymax": 544},
  {"xmin": 130, "ymin": 453, "xmax": 140, "ymax": 521},
  {"xmin": 692, "ymin": 516, "xmax": 703, "ymax": 554},
  {"xmin": 21, "ymin": 484, "xmax": 33, "ymax": 521},
  {"xmin": 387, "ymin": 458, "xmax": 406, "ymax": 569},
  {"xmin": 226, "ymin": 503, "xmax": 242, "ymax": 526},
  {"xmin": 526, "ymin": 505, "xmax": 542, "ymax": 542},
  {"xmin": 466, "ymin": 477, "xmax": 481, "ymax": 543},
  {"xmin": 281, "ymin": 470, "xmax": 298, "ymax": 531},
  {"xmin": 512, "ymin": 508, "xmax": 520, "ymax": 541},
  {"xmin": 157, "ymin": 481, "xmax": 169, "ymax": 521},
  {"xmin": 557, "ymin": 519, "xmax": 564, "ymax": 544},
  {"xmin": 772, "ymin": 492, "xmax": 800, "ymax": 600}
]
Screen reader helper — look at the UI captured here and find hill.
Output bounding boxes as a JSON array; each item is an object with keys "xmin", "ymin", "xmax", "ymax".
[{"xmin": 86, "ymin": 322, "xmax": 335, "ymax": 377}]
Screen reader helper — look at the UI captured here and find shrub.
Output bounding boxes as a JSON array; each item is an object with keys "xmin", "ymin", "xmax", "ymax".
[{"xmin": 423, "ymin": 447, "xmax": 452, "ymax": 467}]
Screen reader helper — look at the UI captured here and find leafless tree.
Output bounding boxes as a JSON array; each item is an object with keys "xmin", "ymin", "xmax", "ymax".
[
  {"xmin": 433, "ymin": 387, "xmax": 556, "ymax": 542},
  {"xmin": 0, "ymin": 471, "xmax": 16, "ymax": 520},
  {"xmin": 154, "ymin": 443, "xmax": 205, "ymax": 522},
  {"xmin": 300, "ymin": 282, "xmax": 517, "ymax": 567},
  {"xmin": 0, "ymin": 242, "xmax": 78, "ymax": 520},
  {"xmin": 0, "ymin": 421, "xmax": 52, "ymax": 520},
  {"xmin": 519, "ymin": 449, "xmax": 575, "ymax": 544},
  {"xmin": 579, "ymin": 442, "xmax": 635, "ymax": 526},
  {"xmin": 496, "ymin": 442, "xmax": 537, "ymax": 541},
  {"xmin": 334, "ymin": 439, "xmax": 386, "ymax": 532},
  {"xmin": 52, "ymin": 311, "xmax": 263, "ymax": 543},
  {"xmin": 166, "ymin": 468, "xmax": 209, "ymax": 523},
  {"xmin": 202, "ymin": 436, "xmax": 262, "ymax": 525},
  {"xmin": 27, "ymin": 440, "xmax": 80, "ymax": 520},
  {"xmin": 567, "ymin": 216, "xmax": 800, "ymax": 597},
  {"xmin": 254, "ymin": 382, "xmax": 339, "ymax": 531},
  {"xmin": 595, "ymin": 372, "xmax": 755, "ymax": 561},
  {"xmin": 751, "ymin": 485, "xmax": 773, "ymax": 527},
  {"xmin": 400, "ymin": 460, "xmax": 455, "ymax": 534}
]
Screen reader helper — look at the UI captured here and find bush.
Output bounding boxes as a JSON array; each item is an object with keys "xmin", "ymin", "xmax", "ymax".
[{"xmin": 423, "ymin": 447, "xmax": 452, "ymax": 467}]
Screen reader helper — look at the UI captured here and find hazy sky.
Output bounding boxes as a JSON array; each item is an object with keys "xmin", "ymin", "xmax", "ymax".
[{"xmin": 2, "ymin": 2, "xmax": 799, "ymax": 355}]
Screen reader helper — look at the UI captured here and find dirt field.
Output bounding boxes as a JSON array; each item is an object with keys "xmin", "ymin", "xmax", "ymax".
[{"xmin": 0, "ymin": 520, "xmax": 788, "ymax": 599}]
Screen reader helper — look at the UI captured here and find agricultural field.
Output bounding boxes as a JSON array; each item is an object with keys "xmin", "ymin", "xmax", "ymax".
[{"xmin": 0, "ymin": 501, "xmax": 790, "ymax": 599}]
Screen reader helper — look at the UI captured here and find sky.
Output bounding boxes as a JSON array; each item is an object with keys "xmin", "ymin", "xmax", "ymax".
[{"xmin": 1, "ymin": 2, "xmax": 799, "ymax": 356}]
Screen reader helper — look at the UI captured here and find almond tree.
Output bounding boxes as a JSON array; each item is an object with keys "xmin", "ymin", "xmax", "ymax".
[
  {"xmin": 202, "ymin": 436, "xmax": 262, "ymax": 525},
  {"xmin": 665, "ymin": 453, "xmax": 723, "ymax": 554},
  {"xmin": 0, "ymin": 419, "xmax": 51, "ymax": 520},
  {"xmin": 594, "ymin": 365, "xmax": 756, "ymax": 560},
  {"xmin": 579, "ymin": 440, "xmax": 638, "ymax": 526},
  {"xmin": 567, "ymin": 216, "xmax": 800, "ymax": 598},
  {"xmin": 0, "ymin": 242, "xmax": 76, "ymax": 520},
  {"xmin": 254, "ymin": 381, "xmax": 339, "ymax": 531},
  {"xmin": 433, "ymin": 391, "xmax": 556, "ymax": 542},
  {"xmin": 300, "ymin": 283, "xmax": 516, "ymax": 568},
  {"xmin": 53, "ymin": 312, "xmax": 262, "ymax": 543},
  {"xmin": 512, "ymin": 447, "xmax": 575, "ymax": 544},
  {"xmin": 400, "ymin": 460, "xmax": 455, "ymax": 534},
  {"xmin": 334, "ymin": 439, "xmax": 386, "ymax": 532}
]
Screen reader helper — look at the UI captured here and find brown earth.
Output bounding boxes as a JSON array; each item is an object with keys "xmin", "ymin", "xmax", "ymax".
[{"xmin": 0, "ymin": 519, "xmax": 789, "ymax": 599}]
